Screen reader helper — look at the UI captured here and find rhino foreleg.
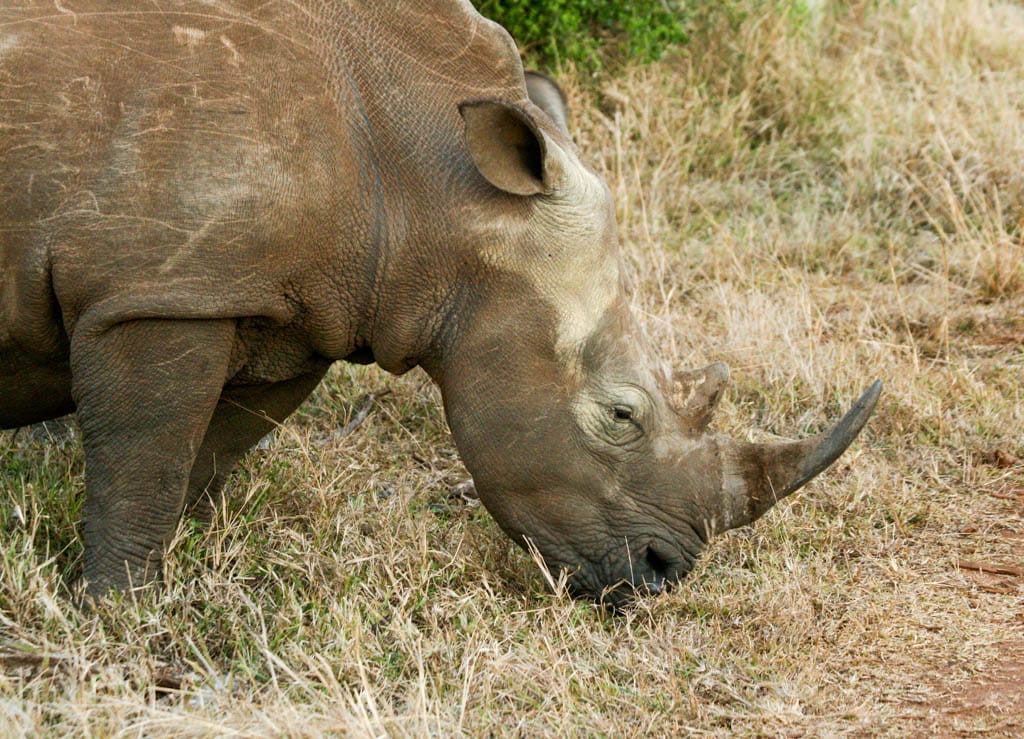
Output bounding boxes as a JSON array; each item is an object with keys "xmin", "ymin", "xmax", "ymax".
[
  {"xmin": 71, "ymin": 318, "xmax": 235, "ymax": 596},
  {"xmin": 184, "ymin": 366, "xmax": 329, "ymax": 521}
]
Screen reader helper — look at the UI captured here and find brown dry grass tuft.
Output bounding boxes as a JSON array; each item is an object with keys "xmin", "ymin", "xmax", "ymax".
[{"xmin": 3, "ymin": 0, "xmax": 1023, "ymax": 734}]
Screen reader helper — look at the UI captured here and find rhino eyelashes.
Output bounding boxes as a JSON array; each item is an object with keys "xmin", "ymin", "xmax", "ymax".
[{"xmin": 611, "ymin": 405, "xmax": 634, "ymax": 422}]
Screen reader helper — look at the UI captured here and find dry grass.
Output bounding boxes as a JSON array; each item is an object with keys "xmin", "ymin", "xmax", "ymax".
[{"xmin": 2, "ymin": 0, "xmax": 1023, "ymax": 735}]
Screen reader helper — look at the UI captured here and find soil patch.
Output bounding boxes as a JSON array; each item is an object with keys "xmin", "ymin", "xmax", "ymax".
[{"xmin": 917, "ymin": 641, "xmax": 1024, "ymax": 736}]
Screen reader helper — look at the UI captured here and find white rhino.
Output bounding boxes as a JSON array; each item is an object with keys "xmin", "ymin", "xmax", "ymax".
[{"xmin": 0, "ymin": 0, "xmax": 880, "ymax": 606}]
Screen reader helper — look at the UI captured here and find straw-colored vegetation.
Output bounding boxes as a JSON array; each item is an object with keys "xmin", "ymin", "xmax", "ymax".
[{"xmin": 2, "ymin": 0, "xmax": 1022, "ymax": 734}]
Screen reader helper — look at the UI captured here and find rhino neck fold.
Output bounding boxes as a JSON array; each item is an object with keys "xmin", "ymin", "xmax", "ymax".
[
  {"xmin": 359, "ymin": 221, "xmax": 464, "ymax": 378},
  {"xmin": 300, "ymin": 1, "xmax": 527, "ymax": 378}
]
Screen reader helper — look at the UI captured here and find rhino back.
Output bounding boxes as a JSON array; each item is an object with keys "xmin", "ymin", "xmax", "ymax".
[
  {"xmin": 3, "ymin": 4, "xmax": 353, "ymax": 340},
  {"xmin": 1, "ymin": 0, "xmax": 528, "ymax": 374}
]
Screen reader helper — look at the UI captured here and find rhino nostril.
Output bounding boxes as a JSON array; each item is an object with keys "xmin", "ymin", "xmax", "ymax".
[
  {"xmin": 644, "ymin": 545, "xmax": 667, "ymax": 574},
  {"xmin": 643, "ymin": 545, "xmax": 672, "ymax": 594}
]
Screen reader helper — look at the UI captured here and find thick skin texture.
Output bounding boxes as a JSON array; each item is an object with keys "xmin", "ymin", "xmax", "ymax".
[{"xmin": 1, "ymin": 1, "xmax": 878, "ymax": 606}]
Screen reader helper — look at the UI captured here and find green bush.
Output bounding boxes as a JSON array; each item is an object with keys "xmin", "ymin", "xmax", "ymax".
[{"xmin": 475, "ymin": 0, "xmax": 688, "ymax": 71}]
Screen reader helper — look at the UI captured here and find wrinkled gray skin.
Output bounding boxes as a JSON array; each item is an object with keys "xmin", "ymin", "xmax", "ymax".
[{"xmin": 0, "ymin": 1, "xmax": 880, "ymax": 607}]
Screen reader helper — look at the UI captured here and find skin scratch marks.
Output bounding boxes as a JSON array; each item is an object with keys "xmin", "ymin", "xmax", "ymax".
[
  {"xmin": 52, "ymin": 1, "xmax": 77, "ymax": 24},
  {"xmin": 0, "ymin": 34, "xmax": 18, "ymax": 57},
  {"xmin": 219, "ymin": 34, "xmax": 241, "ymax": 66},
  {"xmin": 172, "ymin": 24, "xmax": 207, "ymax": 49}
]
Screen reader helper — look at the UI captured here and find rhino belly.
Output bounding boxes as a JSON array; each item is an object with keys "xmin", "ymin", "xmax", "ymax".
[
  {"xmin": 0, "ymin": 354, "xmax": 73, "ymax": 429},
  {"xmin": 1, "ymin": 233, "xmax": 74, "ymax": 428}
]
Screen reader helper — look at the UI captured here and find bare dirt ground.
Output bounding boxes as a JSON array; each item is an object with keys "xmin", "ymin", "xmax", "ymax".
[
  {"xmin": 908, "ymin": 499, "xmax": 1024, "ymax": 735},
  {"xmin": 928, "ymin": 646, "xmax": 1024, "ymax": 735},
  {"xmin": 938, "ymin": 525, "xmax": 1024, "ymax": 734}
]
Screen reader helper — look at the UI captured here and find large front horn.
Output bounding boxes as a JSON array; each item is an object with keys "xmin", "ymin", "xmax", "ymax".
[{"xmin": 716, "ymin": 381, "xmax": 883, "ymax": 532}]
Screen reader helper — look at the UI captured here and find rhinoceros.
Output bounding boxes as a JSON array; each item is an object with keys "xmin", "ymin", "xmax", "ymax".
[{"xmin": 0, "ymin": 0, "xmax": 880, "ymax": 607}]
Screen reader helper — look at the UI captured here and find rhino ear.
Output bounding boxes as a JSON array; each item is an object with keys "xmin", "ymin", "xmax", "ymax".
[
  {"xmin": 460, "ymin": 100, "xmax": 553, "ymax": 196},
  {"xmin": 525, "ymin": 70, "xmax": 570, "ymax": 136}
]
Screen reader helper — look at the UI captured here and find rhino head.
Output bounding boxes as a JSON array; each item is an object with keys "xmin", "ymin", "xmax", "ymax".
[{"xmin": 431, "ymin": 74, "xmax": 881, "ymax": 607}]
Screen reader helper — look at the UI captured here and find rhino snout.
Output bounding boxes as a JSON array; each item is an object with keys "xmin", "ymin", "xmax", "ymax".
[{"xmin": 560, "ymin": 536, "xmax": 701, "ymax": 609}]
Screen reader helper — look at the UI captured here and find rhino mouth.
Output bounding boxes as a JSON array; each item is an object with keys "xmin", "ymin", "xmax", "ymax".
[{"xmin": 566, "ymin": 540, "xmax": 692, "ymax": 609}]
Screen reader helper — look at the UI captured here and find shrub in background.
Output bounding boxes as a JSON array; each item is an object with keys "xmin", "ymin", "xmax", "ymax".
[{"xmin": 475, "ymin": 0, "xmax": 689, "ymax": 72}]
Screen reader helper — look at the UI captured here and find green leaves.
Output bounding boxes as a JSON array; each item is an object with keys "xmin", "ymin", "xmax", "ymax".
[{"xmin": 476, "ymin": 0, "xmax": 688, "ymax": 72}]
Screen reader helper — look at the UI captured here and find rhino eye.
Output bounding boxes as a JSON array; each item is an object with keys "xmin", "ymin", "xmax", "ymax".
[{"xmin": 612, "ymin": 405, "xmax": 634, "ymax": 422}]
